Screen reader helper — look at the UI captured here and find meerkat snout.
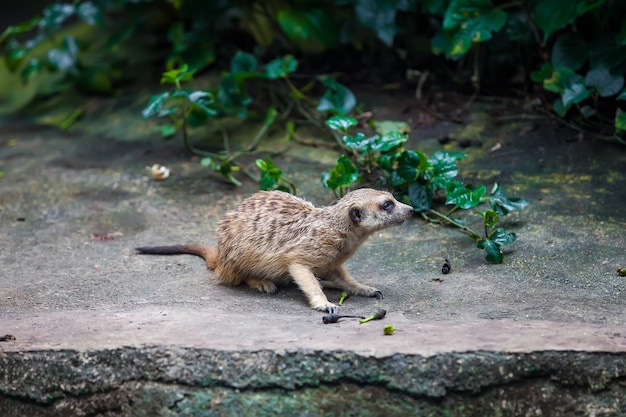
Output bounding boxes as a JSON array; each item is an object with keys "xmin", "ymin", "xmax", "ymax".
[{"xmin": 137, "ymin": 188, "xmax": 414, "ymax": 313}]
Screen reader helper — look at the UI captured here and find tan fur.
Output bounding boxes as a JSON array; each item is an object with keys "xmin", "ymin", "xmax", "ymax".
[{"xmin": 137, "ymin": 188, "xmax": 413, "ymax": 312}]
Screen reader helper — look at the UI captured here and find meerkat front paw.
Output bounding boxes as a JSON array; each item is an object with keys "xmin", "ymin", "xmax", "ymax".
[
  {"xmin": 350, "ymin": 285, "xmax": 383, "ymax": 299},
  {"xmin": 311, "ymin": 301, "xmax": 338, "ymax": 314}
]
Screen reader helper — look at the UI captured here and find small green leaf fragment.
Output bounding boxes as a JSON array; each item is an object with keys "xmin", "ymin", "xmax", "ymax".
[
  {"xmin": 338, "ymin": 292, "xmax": 349, "ymax": 306},
  {"xmin": 383, "ymin": 324, "xmax": 396, "ymax": 335}
]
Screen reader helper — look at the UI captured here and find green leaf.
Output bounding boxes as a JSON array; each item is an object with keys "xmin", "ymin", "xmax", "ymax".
[
  {"xmin": 76, "ymin": 2, "xmax": 104, "ymax": 25},
  {"xmin": 371, "ymin": 131, "xmax": 408, "ymax": 152},
  {"xmin": 20, "ymin": 58, "xmax": 41, "ymax": 82},
  {"xmin": 488, "ymin": 183, "xmax": 530, "ymax": 215},
  {"xmin": 474, "ymin": 209, "xmax": 499, "ymax": 229},
  {"xmin": 615, "ymin": 108, "xmax": 626, "ymax": 134},
  {"xmin": 159, "ymin": 124, "xmax": 177, "ymax": 138},
  {"xmin": 277, "ymin": 7, "xmax": 336, "ymax": 47},
  {"xmin": 585, "ymin": 67, "xmax": 625, "ymax": 97},
  {"xmin": 160, "ymin": 64, "xmax": 194, "ymax": 85},
  {"xmin": 326, "ymin": 115, "xmax": 358, "ymax": 131},
  {"xmin": 343, "ymin": 132, "xmax": 375, "ymax": 151},
  {"xmin": 544, "ymin": 67, "xmax": 590, "ymax": 107},
  {"xmin": 489, "ymin": 228, "xmax": 516, "ymax": 247},
  {"xmin": 408, "ymin": 182, "xmax": 431, "ymax": 212},
  {"xmin": 534, "ymin": 1, "xmax": 574, "ymax": 40},
  {"xmin": 317, "ymin": 78, "xmax": 356, "ymax": 115},
  {"xmin": 372, "ymin": 120, "xmax": 410, "ymax": 135},
  {"xmin": 477, "ymin": 239, "xmax": 503, "ymax": 263},
  {"xmin": 264, "ymin": 55, "xmax": 298, "ymax": 79},
  {"xmin": 355, "ymin": 0, "xmax": 408, "ymax": 46},
  {"xmin": 142, "ymin": 92, "xmax": 170, "ymax": 119},
  {"xmin": 445, "ymin": 181, "xmax": 486, "ymax": 209},
  {"xmin": 530, "ymin": 63, "xmax": 552, "ymax": 83},
  {"xmin": 231, "ymin": 51, "xmax": 258, "ymax": 75},
  {"xmin": 40, "ymin": 3, "xmax": 75, "ymax": 30},
  {"xmin": 443, "ymin": 0, "xmax": 507, "ymax": 57},
  {"xmin": 428, "ymin": 151, "xmax": 466, "ymax": 190},
  {"xmin": 553, "ymin": 98, "xmax": 568, "ymax": 117},
  {"xmin": 321, "ymin": 155, "xmax": 359, "ymax": 190},
  {"xmin": 217, "ymin": 73, "xmax": 252, "ymax": 117},
  {"xmin": 5, "ymin": 47, "xmax": 26, "ymax": 72},
  {"xmin": 397, "ymin": 150, "xmax": 429, "ymax": 181},
  {"xmin": 617, "ymin": 89, "xmax": 626, "ymax": 101},
  {"xmin": 47, "ymin": 35, "xmax": 78, "ymax": 74},
  {"xmin": 551, "ymin": 33, "xmax": 588, "ymax": 70}
]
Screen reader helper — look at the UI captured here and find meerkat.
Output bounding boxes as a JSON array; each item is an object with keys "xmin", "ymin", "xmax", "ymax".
[{"xmin": 136, "ymin": 188, "xmax": 413, "ymax": 313}]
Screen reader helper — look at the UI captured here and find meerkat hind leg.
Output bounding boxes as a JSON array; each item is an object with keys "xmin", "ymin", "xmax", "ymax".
[
  {"xmin": 288, "ymin": 263, "xmax": 338, "ymax": 313},
  {"xmin": 246, "ymin": 278, "xmax": 278, "ymax": 294},
  {"xmin": 327, "ymin": 266, "xmax": 383, "ymax": 299}
]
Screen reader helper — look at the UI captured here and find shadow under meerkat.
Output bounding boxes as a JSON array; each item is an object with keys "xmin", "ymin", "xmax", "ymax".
[{"xmin": 137, "ymin": 188, "xmax": 414, "ymax": 313}]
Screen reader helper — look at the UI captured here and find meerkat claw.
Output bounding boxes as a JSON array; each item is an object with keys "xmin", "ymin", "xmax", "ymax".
[
  {"xmin": 373, "ymin": 290, "xmax": 384, "ymax": 300},
  {"xmin": 325, "ymin": 305, "xmax": 339, "ymax": 314}
]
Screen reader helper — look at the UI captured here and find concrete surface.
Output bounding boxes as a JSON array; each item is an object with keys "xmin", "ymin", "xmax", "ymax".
[{"xmin": 1, "ymin": 94, "xmax": 626, "ymax": 416}]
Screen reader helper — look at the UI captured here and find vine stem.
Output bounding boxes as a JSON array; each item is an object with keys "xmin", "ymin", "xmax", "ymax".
[
  {"xmin": 426, "ymin": 209, "xmax": 480, "ymax": 240},
  {"xmin": 284, "ymin": 76, "xmax": 318, "ymax": 106}
]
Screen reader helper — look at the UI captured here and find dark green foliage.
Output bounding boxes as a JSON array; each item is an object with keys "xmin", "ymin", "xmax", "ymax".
[{"xmin": 323, "ymin": 116, "xmax": 529, "ymax": 263}]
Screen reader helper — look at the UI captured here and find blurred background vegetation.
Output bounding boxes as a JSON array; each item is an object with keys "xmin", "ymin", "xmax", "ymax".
[{"xmin": 1, "ymin": 0, "xmax": 625, "ymax": 143}]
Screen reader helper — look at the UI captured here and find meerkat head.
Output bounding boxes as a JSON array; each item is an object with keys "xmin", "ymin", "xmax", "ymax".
[{"xmin": 339, "ymin": 189, "xmax": 414, "ymax": 232}]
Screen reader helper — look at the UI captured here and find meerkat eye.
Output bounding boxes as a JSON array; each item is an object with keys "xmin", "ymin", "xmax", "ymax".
[{"xmin": 381, "ymin": 200, "xmax": 395, "ymax": 211}]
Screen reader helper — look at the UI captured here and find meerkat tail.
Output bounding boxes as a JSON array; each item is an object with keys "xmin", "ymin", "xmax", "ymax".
[{"xmin": 135, "ymin": 244, "xmax": 217, "ymax": 269}]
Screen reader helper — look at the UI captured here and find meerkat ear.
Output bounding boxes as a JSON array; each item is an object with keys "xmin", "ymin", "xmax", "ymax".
[{"xmin": 349, "ymin": 206, "xmax": 363, "ymax": 224}]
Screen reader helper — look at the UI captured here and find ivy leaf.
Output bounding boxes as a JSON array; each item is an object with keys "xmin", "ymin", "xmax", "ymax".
[
  {"xmin": 615, "ymin": 108, "xmax": 626, "ymax": 134},
  {"xmin": 397, "ymin": 150, "xmax": 429, "ymax": 181},
  {"xmin": 488, "ymin": 183, "xmax": 530, "ymax": 215},
  {"xmin": 408, "ymin": 182, "xmax": 431, "ymax": 212},
  {"xmin": 343, "ymin": 132, "xmax": 378, "ymax": 151},
  {"xmin": 317, "ymin": 78, "xmax": 356, "ymax": 115},
  {"xmin": 277, "ymin": 7, "xmax": 336, "ymax": 48},
  {"xmin": 40, "ymin": 3, "xmax": 75, "ymax": 30},
  {"xmin": 160, "ymin": 64, "xmax": 194, "ymax": 85},
  {"xmin": 231, "ymin": 51, "xmax": 258, "ymax": 75},
  {"xmin": 551, "ymin": 33, "xmax": 588, "ymax": 70},
  {"xmin": 47, "ymin": 35, "xmax": 78, "ymax": 74},
  {"xmin": 256, "ymin": 157, "xmax": 283, "ymax": 191},
  {"xmin": 326, "ymin": 115, "xmax": 358, "ymax": 131},
  {"xmin": 477, "ymin": 239, "xmax": 503, "ymax": 263},
  {"xmin": 355, "ymin": 0, "xmax": 409, "ymax": 46},
  {"xmin": 443, "ymin": 0, "xmax": 507, "ymax": 57},
  {"xmin": 474, "ymin": 209, "xmax": 499, "ymax": 229},
  {"xmin": 20, "ymin": 58, "xmax": 41, "ymax": 82},
  {"xmin": 489, "ymin": 228, "xmax": 516, "ymax": 247},
  {"xmin": 142, "ymin": 92, "xmax": 170, "ymax": 119},
  {"xmin": 76, "ymin": 2, "xmax": 104, "ymax": 25},
  {"xmin": 371, "ymin": 131, "xmax": 408, "ymax": 152},
  {"xmin": 534, "ymin": 0, "xmax": 576, "ymax": 39},
  {"xmin": 265, "ymin": 55, "xmax": 298, "ymax": 79},
  {"xmin": 445, "ymin": 181, "xmax": 486, "ymax": 209},
  {"xmin": 321, "ymin": 155, "xmax": 359, "ymax": 190},
  {"xmin": 217, "ymin": 73, "xmax": 252, "ymax": 117},
  {"xmin": 428, "ymin": 151, "xmax": 466, "ymax": 190},
  {"xmin": 585, "ymin": 67, "xmax": 625, "ymax": 97},
  {"xmin": 159, "ymin": 124, "xmax": 177, "ymax": 138}
]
